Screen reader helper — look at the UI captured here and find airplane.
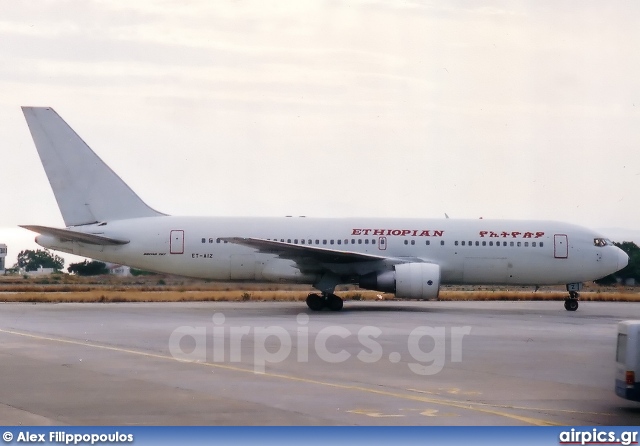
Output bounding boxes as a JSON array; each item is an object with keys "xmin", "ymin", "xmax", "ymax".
[{"xmin": 20, "ymin": 107, "xmax": 629, "ymax": 312}]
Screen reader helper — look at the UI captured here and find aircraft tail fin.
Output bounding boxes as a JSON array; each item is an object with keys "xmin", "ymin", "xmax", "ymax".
[{"xmin": 22, "ymin": 107, "xmax": 164, "ymax": 226}]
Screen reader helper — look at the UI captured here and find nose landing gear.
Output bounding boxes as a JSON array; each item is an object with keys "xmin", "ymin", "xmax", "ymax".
[
  {"xmin": 564, "ymin": 283, "xmax": 582, "ymax": 311},
  {"xmin": 564, "ymin": 292, "xmax": 579, "ymax": 311}
]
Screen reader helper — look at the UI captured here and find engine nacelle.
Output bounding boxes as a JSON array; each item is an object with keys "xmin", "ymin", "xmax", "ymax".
[{"xmin": 359, "ymin": 262, "xmax": 441, "ymax": 300}]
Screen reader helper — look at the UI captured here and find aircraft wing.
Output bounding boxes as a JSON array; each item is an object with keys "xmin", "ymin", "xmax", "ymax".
[
  {"xmin": 220, "ymin": 237, "xmax": 388, "ymax": 264},
  {"xmin": 20, "ymin": 225, "xmax": 130, "ymax": 245}
]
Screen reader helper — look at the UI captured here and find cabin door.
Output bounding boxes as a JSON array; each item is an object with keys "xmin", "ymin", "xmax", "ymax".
[
  {"xmin": 170, "ymin": 230, "xmax": 184, "ymax": 254},
  {"xmin": 554, "ymin": 234, "xmax": 568, "ymax": 259}
]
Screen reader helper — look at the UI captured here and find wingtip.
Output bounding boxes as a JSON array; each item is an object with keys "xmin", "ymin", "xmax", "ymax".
[{"xmin": 18, "ymin": 225, "xmax": 40, "ymax": 233}]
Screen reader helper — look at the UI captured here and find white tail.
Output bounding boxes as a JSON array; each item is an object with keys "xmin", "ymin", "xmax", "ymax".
[{"xmin": 22, "ymin": 107, "xmax": 164, "ymax": 226}]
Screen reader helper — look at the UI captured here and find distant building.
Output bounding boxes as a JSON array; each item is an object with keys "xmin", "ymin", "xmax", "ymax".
[
  {"xmin": 106, "ymin": 263, "xmax": 131, "ymax": 277},
  {"xmin": 21, "ymin": 266, "xmax": 55, "ymax": 276},
  {"xmin": 0, "ymin": 244, "xmax": 6, "ymax": 274}
]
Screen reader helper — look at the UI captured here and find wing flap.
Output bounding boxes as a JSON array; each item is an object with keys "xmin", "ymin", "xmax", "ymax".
[
  {"xmin": 20, "ymin": 225, "xmax": 130, "ymax": 246},
  {"xmin": 220, "ymin": 237, "xmax": 387, "ymax": 264}
]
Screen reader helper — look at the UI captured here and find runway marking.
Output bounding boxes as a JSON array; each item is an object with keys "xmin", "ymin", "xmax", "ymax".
[
  {"xmin": 412, "ymin": 387, "xmax": 482, "ymax": 397},
  {"xmin": 347, "ymin": 410, "xmax": 404, "ymax": 418},
  {"xmin": 400, "ymin": 408, "xmax": 458, "ymax": 417},
  {"xmin": 0, "ymin": 328, "xmax": 561, "ymax": 426},
  {"xmin": 407, "ymin": 388, "xmax": 615, "ymax": 416},
  {"xmin": 419, "ymin": 409, "xmax": 457, "ymax": 417}
]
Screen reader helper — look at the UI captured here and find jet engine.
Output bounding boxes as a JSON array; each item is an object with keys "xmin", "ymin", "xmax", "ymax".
[{"xmin": 359, "ymin": 263, "xmax": 441, "ymax": 300}]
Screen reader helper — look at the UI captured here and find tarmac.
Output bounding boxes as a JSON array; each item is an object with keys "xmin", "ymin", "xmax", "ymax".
[{"xmin": 0, "ymin": 300, "xmax": 638, "ymax": 425}]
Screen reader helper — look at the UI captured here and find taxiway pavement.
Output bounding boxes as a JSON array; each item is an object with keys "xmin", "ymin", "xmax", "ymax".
[{"xmin": 0, "ymin": 300, "xmax": 638, "ymax": 425}]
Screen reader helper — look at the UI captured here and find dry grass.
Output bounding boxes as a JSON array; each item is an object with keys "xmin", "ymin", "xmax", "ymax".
[
  {"xmin": 1, "ymin": 273, "xmax": 638, "ymax": 303},
  {"xmin": 0, "ymin": 289, "xmax": 639, "ymax": 303},
  {"xmin": 0, "ymin": 290, "xmax": 381, "ymax": 303},
  {"xmin": 438, "ymin": 290, "xmax": 640, "ymax": 302}
]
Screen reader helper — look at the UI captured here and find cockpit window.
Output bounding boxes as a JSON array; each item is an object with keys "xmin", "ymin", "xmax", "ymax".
[{"xmin": 594, "ymin": 238, "xmax": 613, "ymax": 247}]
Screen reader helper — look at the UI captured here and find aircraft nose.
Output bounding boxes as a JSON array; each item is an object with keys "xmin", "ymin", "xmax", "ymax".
[{"xmin": 617, "ymin": 248, "xmax": 629, "ymax": 271}]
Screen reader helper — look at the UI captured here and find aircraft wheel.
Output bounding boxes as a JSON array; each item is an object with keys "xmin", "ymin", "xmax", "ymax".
[
  {"xmin": 306, "ymin": 293, "xmax": 325, "ymax": 311},
  {"xmin": 564, "ymin": 299, "xmax": 578, "ymax": 312},
  {"xmin": 326, "ymin": 294, "xmax": 344, "ymax": 311}
]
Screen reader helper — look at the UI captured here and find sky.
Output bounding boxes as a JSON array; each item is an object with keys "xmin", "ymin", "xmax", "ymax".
[{"xmin": 1, "ymin": 0, "xmax": 639, "ymax": 267}]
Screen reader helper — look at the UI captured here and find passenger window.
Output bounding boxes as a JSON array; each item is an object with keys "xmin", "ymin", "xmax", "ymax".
[
  {"xmin": 301, "ymin": 239, "xmax": 305, "ymax": 244},
  {"xmin": 294, "ymin": 239, "xmax": 298, "ymax": 244},
  {"xmin": 482, "ymin": 241, "xmax": 486, "ymax": 246},
  {"xmin": 426, "ymin": 240, "xmax": 430, "ymax": 246},
  {"xmin": 330, "ymin": 240, "xmax": 334, "ymax": 245},
  {"xmin": 217, "ymin": 238, "xmax": 221, "ymax": 243},
  {"xmin": 510, "ymin": 241, "xmax": 514, "ymax": 247},
  {"xmin": 525, "ymin": 242, "xmax": 529, "ymax": 247},
  {"xmin": 287, "ymin": 239, "xmax": 291, "ymax": 243},
  {"xmin": 440, "ymin": 241, "xmax": 445, "ymax": 246},
  {"xmin": 489, "ymin": 241, "xmax": 493, "ymax": 246},
  {"xmin": 365, "ymin": 239, "xmax": 369, "ymax": 244},
  {"xmin": 201, "ymin": 238, "xmax": 206, "ymax": 243},
  {"xmin": 209, "ymin": 238, "xmax": 214, "ymax": 243},
  {"xmin": 532, "ymin": 242, "xmax": 536, "ymax": 247},
  {"xmin": 308, "ymin": 240, "xmax": 312, "ymax": 244},
  {"xmin": 351, "ymin": 239, "xmax": 355, "ymax": 244},
  {"xmin": 405, "ymin": 240, "xmax": 409, "ymax": 245},
  {"xmin": 540, "ymin": 242, "xmax": 544, "ymax": 247},
  {"xmin": 517, "ymin": 242, "xmax": 521, "ymax": 247},
  {"xmin": 475, "ymin": 241, "xmax": 479, "ymax": 246},
  {"xmin": 411, "ymin": 240, "xmax": 415, "ymax": 245},
  {"xmin": 358, "ymin": 239, "xmax": 362, "ymax": 244},
  {"xmin": 337, "ymin": 240, "xmax": 341, "ymax": 245},
  {"xmin": 344, "ymin": 239, "xmax": 348, "ymax": 244},
  {"xmin": 323, "ymin": 240, "xmax": 327, "ymax": 245},
  {"xmin": 455, "ymin": 241, "xmax": 459, "ymax": 246},
  {"xmin": 315, "ymin": 240, "xmax": 319, "ymax": 244}
]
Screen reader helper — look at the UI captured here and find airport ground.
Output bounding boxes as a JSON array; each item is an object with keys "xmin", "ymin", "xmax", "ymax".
[{"xmin": 0, "ymin": 297, "xmax": 639, "ymax": 425}]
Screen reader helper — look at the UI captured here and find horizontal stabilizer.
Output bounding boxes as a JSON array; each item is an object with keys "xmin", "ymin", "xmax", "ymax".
[{"xmin": 20, "ymin": 225, "xmax": 130, "ymax": 246}]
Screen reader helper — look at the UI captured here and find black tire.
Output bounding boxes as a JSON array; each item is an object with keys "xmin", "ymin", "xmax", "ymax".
[
  {"xmin": 565, "ymin": 299, "xmax": 578, "ymax": 311},
  {"xmin": 327, "ymin": 294, "xmax": 344, "ymax": 311},
  {"xmin": 306, "ymin": 293, "xmax": 325, "ymax": 311}
]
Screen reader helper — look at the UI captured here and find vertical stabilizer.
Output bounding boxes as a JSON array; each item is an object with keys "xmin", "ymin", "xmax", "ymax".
[{"xmin": 22, "ymin": 107, "xmax": 164, "ymax": 226}]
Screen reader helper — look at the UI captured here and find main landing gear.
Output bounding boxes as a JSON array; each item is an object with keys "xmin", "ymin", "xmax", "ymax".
[
  {"xmin": 564, "ymin": 283, "xmax": 582, "ymax": 312},
  {"xmin": 306, "ymin": 293, "xmax": 344, "ymax": 312}
]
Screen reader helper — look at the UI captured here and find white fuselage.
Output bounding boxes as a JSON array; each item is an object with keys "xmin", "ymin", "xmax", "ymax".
[{"xmin": 36, "ymin": 216, "xmax": 626, "ymax": 288}]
